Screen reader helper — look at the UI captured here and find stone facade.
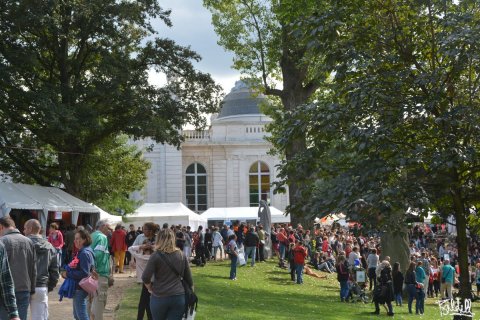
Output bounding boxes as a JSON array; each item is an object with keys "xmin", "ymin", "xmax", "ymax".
[{"xmin": 131, "ymin": 80, "xmax": 289, "ymax": 212}]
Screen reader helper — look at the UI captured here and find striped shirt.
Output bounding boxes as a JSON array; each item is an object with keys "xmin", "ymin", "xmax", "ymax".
[{"xmin": 0, "ymin": 242, "xmax": 18, "ymax": 319}]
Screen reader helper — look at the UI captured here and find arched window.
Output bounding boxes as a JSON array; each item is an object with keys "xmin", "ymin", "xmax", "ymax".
[
  {"xmin": 185, "ymin": 163, "xmax": 207, "ymax": 212},
  {"xmin": 249, "ymin": 161, "xmax": 270, "ymax": 207}
]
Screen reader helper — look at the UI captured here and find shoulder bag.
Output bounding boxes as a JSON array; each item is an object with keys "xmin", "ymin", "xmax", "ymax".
[
  {"xmin": 159, "ymin": 253, "xmax": 198, "ymax": 319},
  {"xmin": 79, "ymin": 268, "xmax": 99, "ymax": 295}
]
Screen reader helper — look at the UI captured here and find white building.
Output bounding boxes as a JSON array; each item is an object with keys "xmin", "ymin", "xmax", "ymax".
[{"xmin": 132, "ymin": 80, "xmax": 289, "ymax": 213}]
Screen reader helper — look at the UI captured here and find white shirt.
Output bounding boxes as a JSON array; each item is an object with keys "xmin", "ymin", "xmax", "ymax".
[
  {"xmin": 212, "ymin": 231, "xmax": 223, "ymax": 247},
  {"xmin": 128, "ymin": 245, "xmax": 153, "ymax": 283},
  {"xmin": 348, "ymin": 251, "xmax": 360, "ymax": 266}
]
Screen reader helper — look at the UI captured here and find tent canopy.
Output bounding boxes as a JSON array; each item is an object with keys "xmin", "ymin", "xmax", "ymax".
[
  {"xmin": 125, "ymin": 203, "xmax": 207, "ymax": 229},
  {"xmin": 95, "ymin": 206, "xmax": 123, "ymax": 225},
  {"xmin": 0, "ymin": 182, "xmax": 100, "ymax": 215},
  {"xmin": 201, "ymin": 206, "xmax": 290, "ymax": 224}
]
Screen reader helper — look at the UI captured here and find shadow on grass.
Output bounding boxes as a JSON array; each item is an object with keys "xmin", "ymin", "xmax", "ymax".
[
  {"xmin": 204, "ymin": 274, "xmax": 231, "ymax": 280},
  {"xmin": 117, "ymin": 260, "xmax": 469, "ymax": 320}
]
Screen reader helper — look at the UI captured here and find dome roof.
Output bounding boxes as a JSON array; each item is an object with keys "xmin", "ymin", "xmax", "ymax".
[{"xmin": 217, "ymin": 80, "xmax": 266, "ymax": 119}]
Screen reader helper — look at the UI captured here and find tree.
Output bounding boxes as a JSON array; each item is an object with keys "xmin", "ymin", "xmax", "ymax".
[
  {"xmin": 203, "ymin": 0, "xmax": 331, "ymax": 223},
  {"xmin": 273, "ymin": 0, "xmax": 480, "ymax": 311},
  {"xmin": 0, "ymin": 0, "xmax": 222, "ymax": 202},
  {"xmin": 79, "ymin": 135, "xmax": 150, "ymax": 214}
]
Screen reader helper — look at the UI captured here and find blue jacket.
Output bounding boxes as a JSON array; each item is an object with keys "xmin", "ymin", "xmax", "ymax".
[
  {"xmin": 58, "ymin": 266, "xmax": 76, "ymax": 300},
  {"xmin": 415, "ymin": 266, "xmax": 426, "ymax": 284},
  {"xmin": 66, "ymin": 246, "xmax": 94, "ymax": 289}
]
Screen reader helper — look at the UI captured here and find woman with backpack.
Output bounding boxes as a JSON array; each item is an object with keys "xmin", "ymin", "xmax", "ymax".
[{"xmin": 336, "ymin": 255, "xmax": 349, "ymax": 302}]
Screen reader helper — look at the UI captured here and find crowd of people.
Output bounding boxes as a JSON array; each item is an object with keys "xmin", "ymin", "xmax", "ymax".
[
  {"xmin": 264, "ymin": 221, "xmax": 479, "ymax": 317},
  {"xmin": 0, "ymin": 217, "xmax": 198, "ymax": 320},
  {"xmin": 1, "ymin": 213, "xmax": 480, "ymax": 320}
]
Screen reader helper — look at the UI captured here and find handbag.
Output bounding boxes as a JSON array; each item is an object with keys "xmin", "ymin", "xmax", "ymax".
[
  {"xmin": 79, "ymin": 269, "xmax": 99, "ymax": 295},
  {"xmin": 159, "ymin": 253, "xmax": 198, "ymax": 319}
]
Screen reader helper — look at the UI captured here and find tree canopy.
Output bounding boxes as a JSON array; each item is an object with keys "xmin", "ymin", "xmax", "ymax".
[
  {"xmin": 0, "ymin": 0, "xmax": 222, "ymax": 205},
  {"xmin": 204, "ymin": 0, "xmax": 332, "ymax": 222},
  {"xmin": 270, "ymin": 0, "xmax": 480, "ymax": 301}
]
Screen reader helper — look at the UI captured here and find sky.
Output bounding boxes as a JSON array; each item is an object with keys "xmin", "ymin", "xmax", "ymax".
[{"xmin": 148, "ymin": 0, "xmax": 240, "ymax": 94}]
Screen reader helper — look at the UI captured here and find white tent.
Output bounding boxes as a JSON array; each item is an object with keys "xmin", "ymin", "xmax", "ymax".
[
  {"xmin": 201, "ymin": 206, "xmax": 290, "ymax": 224},
  {"xmin": 0, "ymin": 182, "xmax": 100, "ymax": 234},
  {"xmin": 94, "ymin": 205, "xmax": 123, "ymax": 225},
  {"xmin": 125, "ymin": 203, "xmax": 207, "ymax": 230}
]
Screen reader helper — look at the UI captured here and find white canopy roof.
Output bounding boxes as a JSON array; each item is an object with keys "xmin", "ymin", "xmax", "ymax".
[
  {"xmin": 0, "ymin": 182, "xmax": 100, "ymax": 215},
  {"xmin": 201, "ymin": 206, "xmax": 290, "ymax": 224},
  {"xmin": 95, "ymin": 205, "xmax": 123, "ymax": 225},
  {"xmin": 125, "ymin": 203, "xmax": 207, "ymax": 229}
]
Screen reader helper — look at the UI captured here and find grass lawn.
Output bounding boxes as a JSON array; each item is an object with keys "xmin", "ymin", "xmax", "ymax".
[{"xmin": 117, "ymin": 259, "xmax": 478, "ymax": 320}]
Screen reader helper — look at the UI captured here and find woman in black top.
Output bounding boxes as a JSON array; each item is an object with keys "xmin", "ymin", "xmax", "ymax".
[
  {"xmin": 336, "ymin": 255, "xmax": 350, "ymax": 302},
  {"xmin": 404, "ymin": 261, "xmax": 417, "ymax": 314},
  {"xmin": 392, "ymin": 262, "xmax": 404, "ymax": 306},
  {"xmin": 373, "ymin": 261, "xmax": 394, "ymax": 316}
]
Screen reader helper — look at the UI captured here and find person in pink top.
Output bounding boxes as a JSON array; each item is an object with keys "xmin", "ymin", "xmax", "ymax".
[
  {"xmin": 110, "ymin": 224, "xmax": 127, "ymax": 273},
  {"xmin": 48, "ymin": 222, "xmax": 64, "ymax": 268}
]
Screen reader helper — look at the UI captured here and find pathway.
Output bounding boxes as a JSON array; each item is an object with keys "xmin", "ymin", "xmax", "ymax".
[{"xmin": 48, "ymin": 271, "xmax": 135, "ymax": 320}]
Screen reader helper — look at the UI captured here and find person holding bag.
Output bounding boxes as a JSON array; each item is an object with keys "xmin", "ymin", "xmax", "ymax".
[
  {"xmin": 142, "ymin": 229, "xmax": 194, "ymax": 320},
  {"xmin": 440, "ymin": 259, "xmax": 455, "ymax": 299},
  {"xmin": 61, "ymin": 229, "xmax": 95, "ymax": 320}
]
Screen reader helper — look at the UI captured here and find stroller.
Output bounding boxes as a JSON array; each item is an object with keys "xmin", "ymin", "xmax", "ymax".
[{"xmin": 347, "ymin": 265, "xmax": 369, "ymax": 303}]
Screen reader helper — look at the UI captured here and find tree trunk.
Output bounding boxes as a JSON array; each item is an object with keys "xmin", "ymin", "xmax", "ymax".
[
  {"xmin": 280, "ymin": 83, "xmax": 309, "ymax": 227},
  {"xmin": 381, "ymin": 227, "xmax": 410, "ymax": 274},
  {"xmin": 59, "ymin": 153, "xmax": 85, "ymax": 198},
  {"xmin": 452, "ymin": 190, "xmax": 472, "ymax": 320}
]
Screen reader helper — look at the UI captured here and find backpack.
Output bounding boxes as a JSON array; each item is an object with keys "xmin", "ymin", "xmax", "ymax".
[{"xmin": 225, "ymin": 243, "xmax": 234, "ymax": 255}]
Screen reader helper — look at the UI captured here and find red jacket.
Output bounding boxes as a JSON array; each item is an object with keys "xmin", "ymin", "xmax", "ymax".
[
  {"xmin": 277, "ymin": 231, "xmax": 287, "ymax": 244},
  {"xmin": 48, "ymin": 230, "xmax": 64, "ymax": 249},
  {"xmin": 293, "ymin": 245, "xmax": 307, "ymax": 265},
  {"xmin": 110, "ymin": 229, "xmax": 127, "ymax": 251}
]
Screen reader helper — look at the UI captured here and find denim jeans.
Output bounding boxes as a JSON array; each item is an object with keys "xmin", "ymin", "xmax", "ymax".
[
  {"xmin": 395, "ymin": 292, "xmax": 403, "ymax": 306},
  {"xmin": 0, "ymin": 290, "xmax": 30, "ymax": 320},
  {"xmin": 150, "ymin": 294, "xmax": 185, "ymax": 320},
  {"xmin": 244, "ymin": 246, "xmax": 256, "ymax": 266},
  {"xmin": 279, "ymin": 243, "xmax": 286, "ymax": 260},
  {"xmin": 295, "ymin": 264, "xmax": 304, "ymax": 284},
  {"xmin": 416, "ymin": 288, "xmax": 425, "ymax": 314},
  {"xmin": 230, "ymin": 255, "xmax": 238, "ymax": 279},
  {"xmin": 73, "ymin": 289, "xmax": 89, "ymax": 320},
  {"xmin": 16, "ymin": 291, "xmax": 30, "ymax": 320},
  {"xmin": 340, "ymin": 281, "xmax": 349, "ymax": 300},
  {"xmin": 406, "ymin": 284, "xmax": 416, "ymax": 313}
]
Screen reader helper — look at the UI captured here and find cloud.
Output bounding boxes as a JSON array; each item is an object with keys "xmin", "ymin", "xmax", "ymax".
[{"xmin": 151, "ymin": 0, "xmax": 240, "ymax": 91}]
